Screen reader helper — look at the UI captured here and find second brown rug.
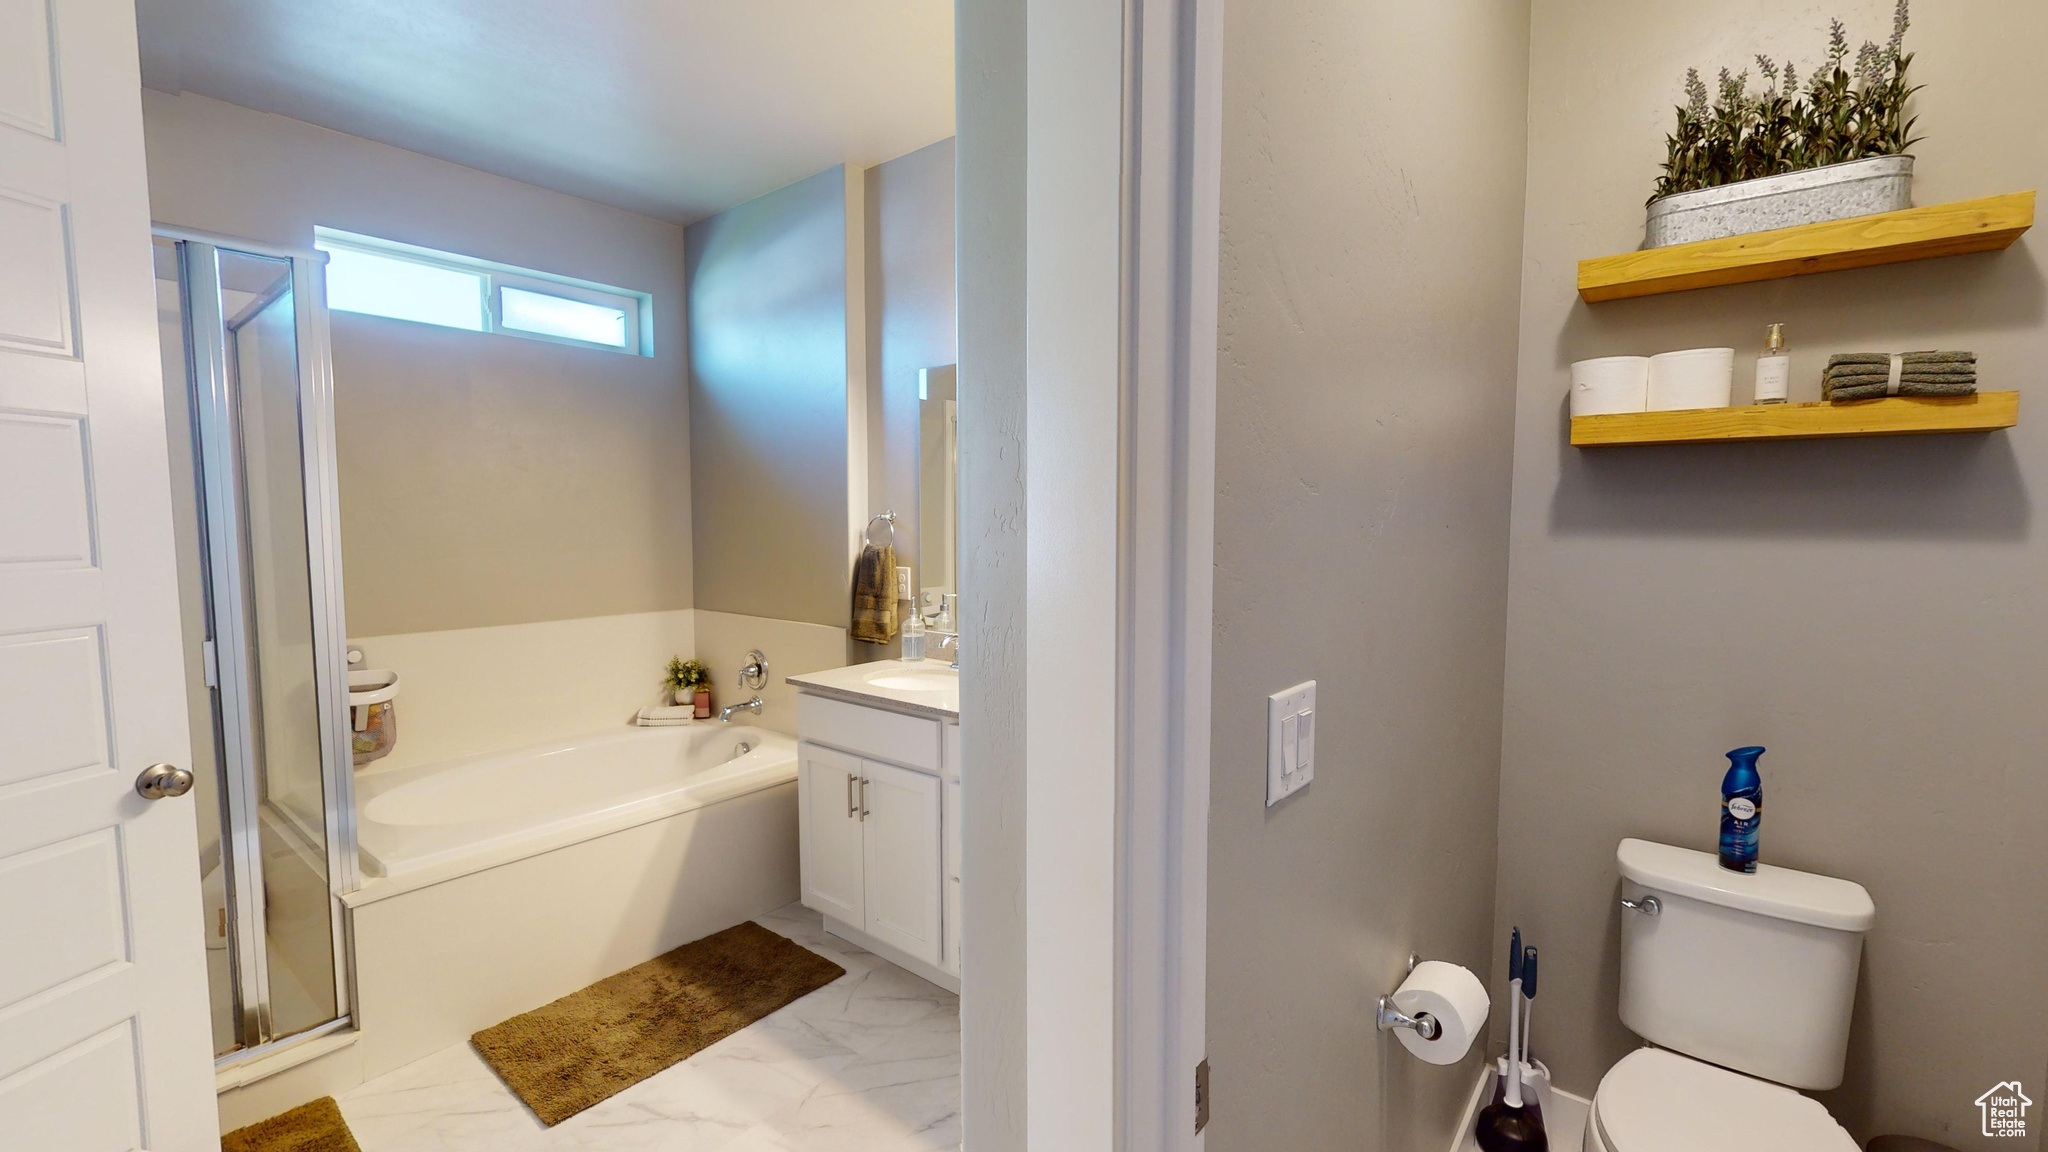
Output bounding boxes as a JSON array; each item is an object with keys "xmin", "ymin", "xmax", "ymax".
[
  {"xmin": 471, "ymin": 920, "xmax": 846, "ymax": 1126},
  {"xmin": 220, "ymin": 1096, "xmax": 361, "ymax": 1152}
]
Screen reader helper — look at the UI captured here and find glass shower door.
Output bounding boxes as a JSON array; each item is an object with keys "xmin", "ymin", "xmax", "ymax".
[{"xmin": 160, "ymin": 233, "xmax": 356, "ymax": 1059}]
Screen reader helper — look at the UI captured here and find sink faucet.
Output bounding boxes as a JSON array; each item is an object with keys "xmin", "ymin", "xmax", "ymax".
[
  {"xmin": 719, "ymin": 695, "xmax": 763, "ymax": 723},
  {"xmin": 939, "ymin": 634, "xmax": 960, "ymax": 670}
]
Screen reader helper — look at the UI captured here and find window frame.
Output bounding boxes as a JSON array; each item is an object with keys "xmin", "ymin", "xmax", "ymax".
[{"xmin": 313, "ymin": 226, "xmax": 653, "ymax": 356}]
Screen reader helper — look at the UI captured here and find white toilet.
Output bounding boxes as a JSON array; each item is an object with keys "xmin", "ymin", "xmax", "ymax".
[{"xmin": 1585, "ymin": 838, "xmax": 1876, "ymax": 1152}]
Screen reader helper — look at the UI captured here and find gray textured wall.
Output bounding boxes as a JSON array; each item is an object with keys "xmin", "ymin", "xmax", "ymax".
[
  {"xmin": 872, "ymin": 137, "xmax": 958, "ymax": 605},
  {"xmin": 687, "ymin": 166, "xmax": 853, "ymax": 628},
  {"xmin": 142, "ymin": 91, "xmax": 693, "ymax": 637},
  {"xmin": 1204, "ymin": 2, "xmax": 1530, "ymax": 1149},
  {"xmin": 1500, "ymin": 2, "xmax": 2048, "ymax": 1147}
]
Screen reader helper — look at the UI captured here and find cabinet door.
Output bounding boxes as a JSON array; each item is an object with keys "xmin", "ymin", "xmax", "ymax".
[
  {"xmin": 798, "ymin": 741, "xmax": 865, "ymax": 926},
  {"xmin": 860, "ymin": 758, "xmax": 944, "ymax": 966}
]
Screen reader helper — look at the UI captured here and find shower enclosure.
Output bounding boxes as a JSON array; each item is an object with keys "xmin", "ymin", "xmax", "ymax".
[{"xmin": 152, "ymin": 229, "xmax": 358, "ymax": 1064}]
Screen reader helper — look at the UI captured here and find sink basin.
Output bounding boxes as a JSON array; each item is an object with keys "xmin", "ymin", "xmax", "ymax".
[{"xmin": 862, "ymin": 666, "xmax": 958, "ymax": 693}]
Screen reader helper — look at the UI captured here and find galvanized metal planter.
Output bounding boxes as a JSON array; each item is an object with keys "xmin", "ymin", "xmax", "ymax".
[{"xmin": 1644, "ymin": 155, "xmax": 1914, "ymax": 247}]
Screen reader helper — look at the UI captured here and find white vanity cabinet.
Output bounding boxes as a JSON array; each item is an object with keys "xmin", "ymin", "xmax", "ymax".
[
  {"xmin": 943, "ymin": 721, "xmax": 961, "ymax": 974},
  {"xmin": 795, "ymin": 690, "xmax": 959, "ymax": 989}
]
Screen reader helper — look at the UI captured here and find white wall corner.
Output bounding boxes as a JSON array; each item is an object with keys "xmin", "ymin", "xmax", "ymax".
[{"xmin": 1023, "ymin": 0, "xmax": 1125, "ymax": 1146}]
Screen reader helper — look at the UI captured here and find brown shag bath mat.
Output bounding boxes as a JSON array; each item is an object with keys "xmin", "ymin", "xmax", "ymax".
[
  {"xmin": 220, "ymin": 1096, "xmax": 361, "ymax": 1152},
  {"xmin": 471, "ymin": 920, "xmax": 845, "ymax": 1125}
]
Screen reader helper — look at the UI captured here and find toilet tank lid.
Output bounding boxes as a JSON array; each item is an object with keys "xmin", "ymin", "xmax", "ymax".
[{"xmin": 1618, "ymin": 839, "xmax": 1875, "ymax": 931}]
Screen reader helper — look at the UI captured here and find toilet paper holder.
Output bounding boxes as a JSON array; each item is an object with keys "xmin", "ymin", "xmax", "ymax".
[
  {"xmin": 1375, "ymin": 998, "xmax": 1442, "ymax": 1040},
  {"xmin": 1375, "ymin": 952, "xmax": 1443, "ymax": 1041}
]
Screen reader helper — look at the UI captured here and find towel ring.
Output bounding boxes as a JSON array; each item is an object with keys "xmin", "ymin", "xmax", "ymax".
[{"xmin": 865, "ymin": 511, "xmax": 897, "ymax": 549}]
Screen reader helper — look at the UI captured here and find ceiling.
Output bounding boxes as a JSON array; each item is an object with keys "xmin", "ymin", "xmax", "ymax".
[{"xmin": 134, "ymin": 0, "xmax": 955, "ymax": 223}]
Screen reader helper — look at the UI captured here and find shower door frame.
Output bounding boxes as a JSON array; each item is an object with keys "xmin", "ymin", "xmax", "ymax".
[{"xmin": 161, "ymin": 226, "xmax": 360, "ymax": 1065}]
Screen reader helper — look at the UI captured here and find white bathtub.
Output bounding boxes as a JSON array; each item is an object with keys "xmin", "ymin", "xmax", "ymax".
[
  {"xmin": 355, "ymin": 723, "xmax": 795, "ymax": 882},
  {"xmin": 343, "ymin": 722, "xmax": 803, "ymax": 1079}
]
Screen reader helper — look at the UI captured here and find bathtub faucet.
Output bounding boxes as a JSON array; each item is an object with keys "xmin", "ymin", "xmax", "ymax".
[{"xmin": 719, "ymin": 695, "xmax": 764, "ymax": 723}]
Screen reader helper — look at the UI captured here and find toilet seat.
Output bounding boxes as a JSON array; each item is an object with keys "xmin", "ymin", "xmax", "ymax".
[{"xmin": 1583, "ymin": 1048, "xmax": 1857, "ymax": 1152}]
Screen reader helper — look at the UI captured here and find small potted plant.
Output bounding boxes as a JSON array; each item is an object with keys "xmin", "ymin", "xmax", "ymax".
[
  {"xmin": 664, "ymin": 657, "xmax": 712, "ymax": 718},
  {"xmin": 1646, "ymin": 1, "xmax": 1919, "ymax": 246}
]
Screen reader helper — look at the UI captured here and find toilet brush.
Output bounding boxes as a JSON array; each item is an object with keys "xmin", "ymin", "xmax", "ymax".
[
  {"xmin": 1476, "ymin": 934, "xmax": 1547, "ymax": 1152},
  {"xmin": 1519, "ymin": 947, "xmax": 1539, "ymax": 1091}
]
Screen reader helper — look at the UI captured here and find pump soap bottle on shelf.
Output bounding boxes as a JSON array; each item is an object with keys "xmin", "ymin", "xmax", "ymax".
[{"xmin": 1754, "ymin": 323, "xmax": 1790, "ymax": 405}]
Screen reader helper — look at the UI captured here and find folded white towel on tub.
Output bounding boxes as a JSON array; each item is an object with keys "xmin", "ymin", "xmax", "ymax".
[{"xmin": 635, "ymin": 704, "xmax": 696, "ymax": 726}]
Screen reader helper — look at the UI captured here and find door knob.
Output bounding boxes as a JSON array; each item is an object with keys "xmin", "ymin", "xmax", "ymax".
[{"xmin": 135, "ymin": 763, "xmax": 195, "ymax": 800}]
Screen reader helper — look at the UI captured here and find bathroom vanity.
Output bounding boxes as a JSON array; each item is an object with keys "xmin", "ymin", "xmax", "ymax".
[{"xmin": 787, "ymin": 660, "xmax": 961, "ymax": 991}]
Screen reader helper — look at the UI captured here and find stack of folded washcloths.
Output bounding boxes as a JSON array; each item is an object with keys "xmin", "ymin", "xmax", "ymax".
[
  {"xmin": 1824, "ymin": 351, "xmax": 1977, "ymax": 401},
  {"xmin": 634, "ymin": 703, "xmax": 695, "ymax": 727}
]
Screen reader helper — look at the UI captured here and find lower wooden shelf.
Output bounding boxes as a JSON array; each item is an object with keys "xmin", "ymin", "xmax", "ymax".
[{"xmin": 1570, "ymin": 391, "xmax": 2020, "ymax": 447}]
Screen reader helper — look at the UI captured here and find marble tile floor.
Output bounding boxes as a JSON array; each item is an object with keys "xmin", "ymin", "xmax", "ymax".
[{"xmin": 336, "ymin": 903, "xmax": 960, "ymax": 1152}]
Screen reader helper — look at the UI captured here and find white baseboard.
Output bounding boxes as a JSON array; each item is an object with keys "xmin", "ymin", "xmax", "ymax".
[
  {"xmin": 215, "ymin": 1029, "xmax": 365, "ymax": 1133},
  {"xmin": 215, "ymin": 1027, "xmax": 357, "ymax": 1093},
  {"xmin": 821, "ymin": 915, "xmax": 961, "ymax": 994}
]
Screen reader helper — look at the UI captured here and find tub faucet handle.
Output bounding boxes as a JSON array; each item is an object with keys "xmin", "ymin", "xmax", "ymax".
[{"xmin": 737, "ymin": 650, "xmax": 768, "ymax": 690}]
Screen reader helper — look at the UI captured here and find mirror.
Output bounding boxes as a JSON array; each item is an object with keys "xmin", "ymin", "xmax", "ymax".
[{"xmin": 917, "ymin": 364, "xmax": 959, "ymax": 621}]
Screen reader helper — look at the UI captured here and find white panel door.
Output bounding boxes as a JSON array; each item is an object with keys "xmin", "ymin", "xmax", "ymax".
[
  {"xmin": 0, "ymin": 0, "xmax": 219, "ymax": 1147},
  {"xmin": 860, "ymin": 758, "xmax": 942, "ymax": 966},
  {"xmin": 798, "ymin": 741, "xmax": 865, "ymax": 927}
]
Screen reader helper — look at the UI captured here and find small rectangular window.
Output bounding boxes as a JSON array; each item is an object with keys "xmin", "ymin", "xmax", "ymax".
[
  {"xmin": 319, "ymin": 243, "xmax": 485, "ymax": 331},
  {"xmin": 500, "ymin": 286, "xmax": 629, "ymax": 349},
  {"xmin": 312, "ymin": 227, "xmax": 651, "ymax": 355}
]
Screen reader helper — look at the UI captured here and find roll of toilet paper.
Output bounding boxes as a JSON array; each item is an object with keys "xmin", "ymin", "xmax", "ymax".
[
  {"xmin": 1570, "ymin": 356, "xmax": 1650, "ymax": 416},
  {"xmin": 1390, "ymin": 960, "xmax": 1490, "ymax": 1065},
  {"xmin": 1647, "ymin": 347, "xmax": 1736, "ymax": 411}
]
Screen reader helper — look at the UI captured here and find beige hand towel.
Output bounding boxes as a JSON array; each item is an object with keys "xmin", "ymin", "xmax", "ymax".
[{"xmin": 852, "ymin": 543, "xmax": 898, "ymax": 644}]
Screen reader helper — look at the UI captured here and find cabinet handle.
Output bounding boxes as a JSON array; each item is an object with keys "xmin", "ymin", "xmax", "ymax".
[
  {"xmin": 860, "ymin": 776, "xmax": 871, "ymax": 819},
  {"xmin": 847, "ymin": 773, "xmax": 859, "ymax": 818}
]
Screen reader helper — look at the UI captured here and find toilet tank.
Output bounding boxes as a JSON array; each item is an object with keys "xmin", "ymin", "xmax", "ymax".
[{"xmin": 1616, "ymin": 838, "xmax": 1875, "ymax": 1090}]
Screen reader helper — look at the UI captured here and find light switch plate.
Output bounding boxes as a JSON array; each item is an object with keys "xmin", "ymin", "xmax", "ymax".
[{"xmin": 1267, "ymin": 679, "xmax": 1316, "ymax": 806}]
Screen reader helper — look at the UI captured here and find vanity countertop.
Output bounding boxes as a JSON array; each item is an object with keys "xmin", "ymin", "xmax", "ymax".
[{"xmin": 787, "ymin": 659, "xmax": 959, "ymax": 721}]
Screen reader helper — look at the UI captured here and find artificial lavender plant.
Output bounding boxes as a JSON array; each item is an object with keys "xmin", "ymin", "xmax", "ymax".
[{"xmin": 1651, "ymin": 0, "xmax": 1920, "ymax": 202}]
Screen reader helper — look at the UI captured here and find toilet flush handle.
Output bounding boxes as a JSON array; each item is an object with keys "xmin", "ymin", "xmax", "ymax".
[{"xmin": 1620, "ymin": 894, "xmax": 1662, "ymax": 916}]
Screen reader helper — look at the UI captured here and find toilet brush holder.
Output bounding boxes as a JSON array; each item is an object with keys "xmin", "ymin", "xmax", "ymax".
[{"xmin": 1492, "ymin": 1056, "xmax": 1552, "ymax": 1118}]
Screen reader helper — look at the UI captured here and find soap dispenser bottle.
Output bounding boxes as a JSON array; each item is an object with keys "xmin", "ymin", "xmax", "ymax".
[
  {"xmin": 1753, "ymin": 324, "xmax": 1790, "ymax": 405},
  {"xmin": 1719, "ymin": 746, "xmax": 1765, "ymax": 873},
  {"xmin": 901, "ymin": 603, "xmax": 926, "ymax": 662}
]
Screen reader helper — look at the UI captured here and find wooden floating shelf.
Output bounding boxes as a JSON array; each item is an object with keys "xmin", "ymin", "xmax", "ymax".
[
  {"xmin": 1570, "ymin": 392, "xmax": 2020, "ymax": 447},
  {"xmin": 1578, "ymin": 191, "xmax": 2035, "ymax": 302}
]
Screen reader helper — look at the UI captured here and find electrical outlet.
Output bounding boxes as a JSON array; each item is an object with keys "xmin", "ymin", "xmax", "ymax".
[
  {"xmin": 1267, "ymin": 680, "xmax": 1316, "ymax": 806},
  {"xmin": 896, "ymin": 566, "xmax": 914, "ymax": 600}
]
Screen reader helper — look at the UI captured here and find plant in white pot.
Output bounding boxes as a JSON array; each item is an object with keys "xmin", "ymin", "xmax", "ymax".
[
  {"xmin": 1646, "ymin": 1, "xmax": 1920, "ymax": 247},
  {"xmin": 664, "ymin": 657, "xmax": 711, "ymax": 715}
]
